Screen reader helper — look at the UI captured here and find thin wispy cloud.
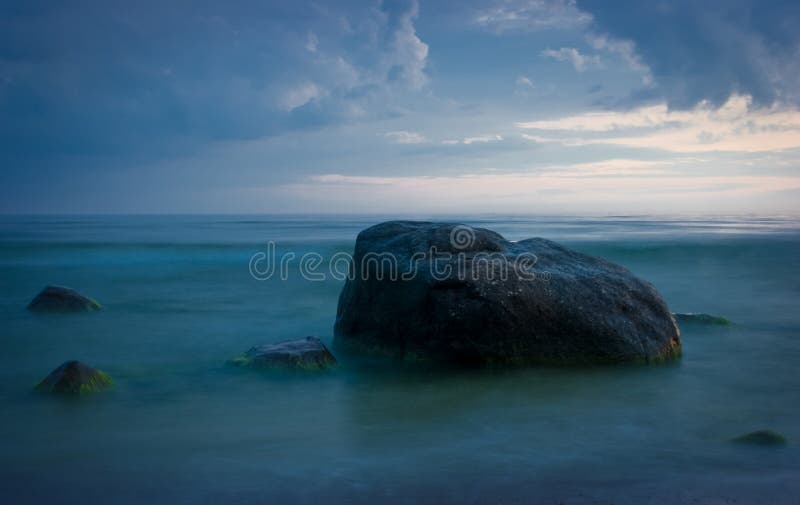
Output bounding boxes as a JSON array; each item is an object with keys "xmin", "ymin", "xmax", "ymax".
[
  {"xmin": 542, "ymin": 159, "xmax": 670, "ymax": 177},
  {"xmin": 285, "ymin": 170, "xmax": 800, "ymax": 214},
  {"xmin": 280, "ymin": 82, "xmax": 326, "ymax": 111},
  {"xmin": 516, "ymin": 94, "xmax": 800, "ymax": 153},
  {"xmin": 474, "ymin": 0, "xmax": 592, "ymax": 32},
  {"xmin": 587, "ymin": 33, "xmax": 652, "ymax": 85},
  {"xmin": 515, "ymin": 75, "xmax": 535, "ymax": 96},
  {"xmin": 463, "ymin": 134, "xmax": 504, "ymax": 145},
  {"xmin": 305, "ymin": 32, "xmax": 319, "ymax": 53},
  {"xmin": 384, "ymin": 131, "xmax": 428, "ymax": 144},
  {"xmin": 439, "ymin": 135, "xmax": 505, "ymax": 145},
  {"xmin": 541, "ymin": 47, "xmax": 600, "ymax": 72}
]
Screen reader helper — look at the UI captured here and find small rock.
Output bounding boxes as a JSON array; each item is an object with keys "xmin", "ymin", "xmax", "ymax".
[
  {"xmin": 27, "ymin": 286, "xmax": 102, "ymax": 313},
  {"xmin": 229, "ymin": 337, "xmax": 337, "ymax": 371},
  {"xmin": 35, "ymin": 360, "xmax": 113, "ymax": 394},
  {"xmin": 673, "ymin": 313, "xmax": 731, "ymax": 325},
  {"xmin": 732, "ymin": 430, "xmax": 788, "ymax": 446}
]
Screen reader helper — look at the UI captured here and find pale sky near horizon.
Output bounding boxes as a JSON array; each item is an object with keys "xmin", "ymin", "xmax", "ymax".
[{"xmin": 1, "ymin": 0, "xmax": 799, "ymax": 215}]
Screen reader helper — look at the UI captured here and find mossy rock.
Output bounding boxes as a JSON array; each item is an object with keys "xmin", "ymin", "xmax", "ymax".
[
  {"xmin": 229, "ymin": 337, "xmax": 338, "ymax": 372},
  {"xmin": 35, "ymin": 360, "xmax": 113, "ymax": 394},
  {"xmin": 673, "ymin": 313, "xmax": 731, "ymax": 325},
  {"xmin": 27, "ymin": 286, "xmax": 102, "ymax": 313},
  {"xmin": 732, "ymin": 430, "xmax": 788, "ymax": 446}
]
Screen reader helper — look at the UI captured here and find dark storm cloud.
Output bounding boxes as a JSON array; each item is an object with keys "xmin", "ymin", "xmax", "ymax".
[
  {"xmin": 578, "ymin": 0, "xmax": 800, "ymax": 107},
  {"xmin": 0, "ymin": 0, "xmax": 424, "ymax": 158},
  {"xmin": 1, "ymin": 1, "xmax": 278, "ymax": 156}
]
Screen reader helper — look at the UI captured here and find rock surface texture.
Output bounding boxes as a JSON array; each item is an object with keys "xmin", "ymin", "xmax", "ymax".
[
  {"xmin": 27, "ymin": 286, "xmax": 102, "ymax": 313},
  {"xmin": 334, "ymin": 221, "xmax": 681, "ymax": 365},
  {"xmin": 230, "ymin": 337, "xmax": 338, "ymax": 371}
]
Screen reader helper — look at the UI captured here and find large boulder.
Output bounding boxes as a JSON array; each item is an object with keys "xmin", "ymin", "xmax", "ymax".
[
  {"xmin": 27, "ymin": 286, "xmax": 102, "ymax": 313},
  {"xmin": 35, "ymin": 360, "xmax": 113, "ymax": 394},
  {"xmin": 229, "ymin": 337, "xmax": 338, "ymax": 371},
  {"xmin": 334, "ymin": 221, "xmax": 681, "ymax": 365}
]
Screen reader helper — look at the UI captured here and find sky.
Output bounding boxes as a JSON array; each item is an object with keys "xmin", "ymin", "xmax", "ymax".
[{"xmin": 1, "ymin": 0, "xmax": 799, "ymax": 215}]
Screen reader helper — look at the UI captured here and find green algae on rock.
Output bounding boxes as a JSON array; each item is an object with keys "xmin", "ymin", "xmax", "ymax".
[
  {"xmin": 229, "ymin": 337, "xmax": 337, "ymax": 371},
  {"xmin": 732, "ymin": 430, "xmax": 788, "ymax": 446},
  {"xmin": 35, "ymin": 360, "xmax": 113, "ymax": 394},
  {"xmin": 27, "ymin": 286, "xmax": 102, "ymax": 313}
]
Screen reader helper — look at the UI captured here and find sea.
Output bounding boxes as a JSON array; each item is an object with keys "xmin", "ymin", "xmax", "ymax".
[{"xmin": 1, "ymin": 214, "xmax": 798, "ymax": 504}]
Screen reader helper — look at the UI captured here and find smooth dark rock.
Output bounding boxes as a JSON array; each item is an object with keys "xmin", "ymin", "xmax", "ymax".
[
  {"xmin": 732, "ymin": 430, "xmax": 788, "ymax": 446},
  {"xmin": 35, "ymin": 360, "xmax": 113, "ymax": 394},
  {"xmin": 334, "ymin": 221, "xmax": 681, "ymax": 365},
  {"xmin": 229, "ymin": 337, "xmax": 338, "ymax": 371},
  {"xmin": 27, "ymin": 286, "xmax": 102, "ymax": 313},
  {"xmin": 673, "ymin": 313, "xmax": 732, "ymax": 325}
]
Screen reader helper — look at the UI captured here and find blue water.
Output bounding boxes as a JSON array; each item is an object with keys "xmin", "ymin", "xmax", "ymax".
[{"xmin": 1, "ymin": 215, "xmax": 799, "ymax": 504}]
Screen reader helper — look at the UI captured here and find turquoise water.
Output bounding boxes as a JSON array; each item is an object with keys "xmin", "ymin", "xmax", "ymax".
[{"xmin": 1, "ymin": 215, "xmax": 799, "ymax": 504}]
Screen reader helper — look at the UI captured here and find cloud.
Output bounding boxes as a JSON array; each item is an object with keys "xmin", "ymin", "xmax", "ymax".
[
  {"xmin": 478, "ymin": 0, "xmax": 800, "ymax": 108},
  {"xmin": 516, "ymin": 94, "xmax": 800, "ymax": 153},
  {"xmin": 309, "ymin": 174, "xmax": 394, "ymax": 185},
  {"xmin": 515, "ymin": 75, "xmax": 534, "ymax": 95},
  {"xmin": 518, "ymin": 103, "xmax": 681, "ymax": 131},
  {"xmin": 474, "ymin": 0, "xmax": 592, "ymax": 32},
  {"xmin": 541, "ymin": 47, "xmax": 600, "ymax": 72},
  {"xmin": 276, "ymin": 0, "xmax": 430, "ymax": 121},
  {"xmin": 384, "ymin": 130, "xmax": 428, "ymax": 144},
  {"xmin": 516, "ymin": 76, "xmax": 534, "ymax": 88},
  {"xmin": 283, "ymin": 169, "xmax": 800, "ymax": 213},
  {"xmin": 280, "ymin": 82, "xmax": 326, "ymax": 111},
  {"xmin": 542, "ymin": 159, "xmax": 670, "ymax": 176},
  {"xmin": 587, "ymin": 33, "xmax": 652, "ymax": 85},
  {"xmin": 440, "ymin": 135, "xmax": 505, "ymax": 145},
  {"xmin": 306, "ymin": 32, "xmax": 318, "ymax": 53},
  {"xmin": 388, "ymin": 0, "xmax": 429, "ymax": 89},
  {"xmin": 0, "ymin": 0, "xmax": 432, "ymax": 160},
  {"xmin": 578, "ymin": 0, "xmax": 800, "ymax": 107},
  {"xmin": 463, "ymin": 134, "xmax": 504, "ymax": 144}
]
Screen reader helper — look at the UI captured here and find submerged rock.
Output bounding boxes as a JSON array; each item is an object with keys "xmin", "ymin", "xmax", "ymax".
[
  {"xmin": 732, "ymin": 430, "xmax": 788, "ymax": 446},
  {"xmin": 334, "ymin": 221, "xmax": 681, "ymax": 366},
  {"xmin": 229, "ymin": 337, "xmax": 338, "ymax": 371},
  {"xmin": 673, "ymin": 313, "xmax": 732, "ymax": 325},
  {"xmin": 27, "ymin": 286, "xmax": 102, "ymax": 313},
  {"xmin": 35, "ymin": 360, "xmax": 113, "ymax": 394}
]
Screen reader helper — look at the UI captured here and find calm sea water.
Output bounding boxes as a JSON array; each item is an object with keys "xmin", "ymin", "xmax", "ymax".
[{"xmin": 1, "ymin": 215, "xmax": 799, "ymax": 504}]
